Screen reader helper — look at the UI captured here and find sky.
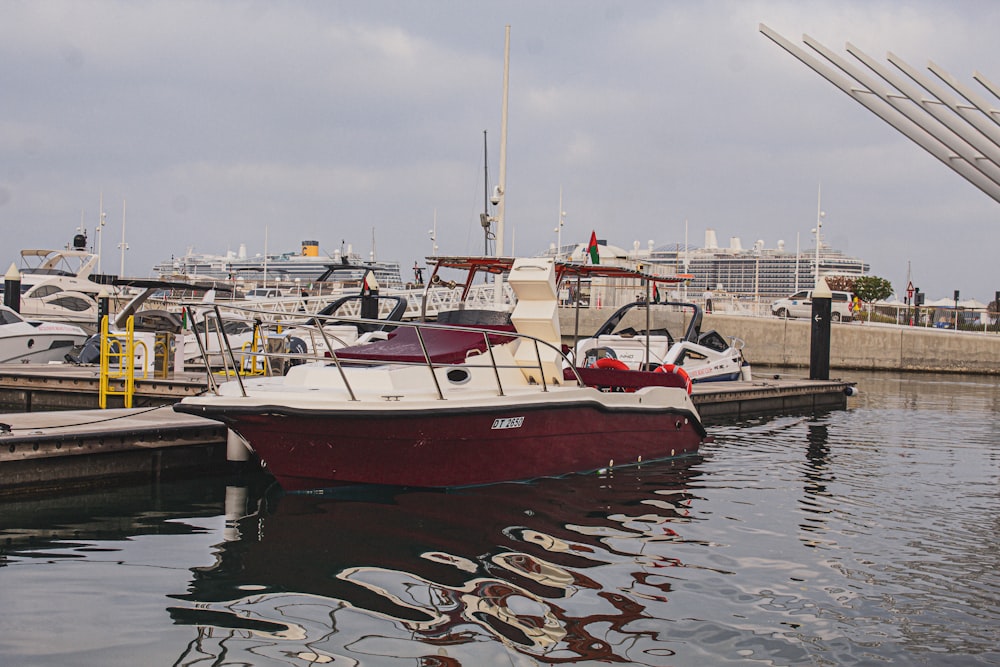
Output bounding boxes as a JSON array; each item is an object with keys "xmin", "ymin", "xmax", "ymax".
[{"xmin": 2, "ymin": 1, "xmax": 997, "ymax": 300}]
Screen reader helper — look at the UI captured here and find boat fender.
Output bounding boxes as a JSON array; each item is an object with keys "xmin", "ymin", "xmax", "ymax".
[
  {"xmin": 844, "ymin": 385, "xmax": 859, "ymax": 397},
  {"xmin": 591, "ymin": 357, "xmax": 629, "ymax": 371},
  {"xmin": 655, "ymin": 363, "xmax": 693, "ymax": 394}
]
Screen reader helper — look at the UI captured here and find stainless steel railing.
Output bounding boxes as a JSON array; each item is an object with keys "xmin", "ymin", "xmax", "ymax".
[{"xmin": 184, "ymin": 303, "xmax": 584, "ymax": 401}]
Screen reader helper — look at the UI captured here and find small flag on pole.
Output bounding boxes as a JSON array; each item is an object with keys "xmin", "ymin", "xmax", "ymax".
[
  {"xmin": 587, "ymin": 231, "xmax": 600, "ymax": 265},
  {"xmin": 653, "ymin": 283, "xmax": 660, "ymax": 303}
]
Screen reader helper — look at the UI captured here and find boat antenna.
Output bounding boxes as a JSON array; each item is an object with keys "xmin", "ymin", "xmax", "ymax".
[{"xmin": 483, "ymin": 129, "xmax": 491, "ymax": 255}]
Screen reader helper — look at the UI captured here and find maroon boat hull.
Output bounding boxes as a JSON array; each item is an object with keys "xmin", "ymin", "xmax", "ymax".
[{"xmin": 193, "ymin": 401, "xmax": 705, "ymax": 489}]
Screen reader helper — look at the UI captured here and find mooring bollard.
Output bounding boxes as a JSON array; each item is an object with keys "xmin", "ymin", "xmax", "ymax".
[
  {"xmin": 810, "ymin": 277, "xmax": 832, "ymax": 380},
  {"xmin": 4, "ymin": 263, "xmax": 21, "ymax": 313},
  {"xmin": 97, "ymin": 289, "xmax": 110, "ymax": 331}
]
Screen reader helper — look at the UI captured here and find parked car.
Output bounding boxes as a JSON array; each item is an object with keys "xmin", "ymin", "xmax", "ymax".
[
  {"xmin": 245, "ymin": 288, "xmax": 283, "ymax": 300},
  {"xmin": 771, "ymin": 289, "xmax": 854, "ymax": 322}
]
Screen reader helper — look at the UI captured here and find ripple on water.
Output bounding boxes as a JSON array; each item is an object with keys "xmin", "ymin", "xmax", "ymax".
[{"xmin": 1, "ymin": 372, "xmax": 997, "ymax": 665}]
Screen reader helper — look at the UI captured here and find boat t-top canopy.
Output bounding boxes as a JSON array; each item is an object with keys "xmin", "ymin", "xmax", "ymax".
[
  {"xmin": 553, "ymin": 261, "xmax": 686, "ymax": 284},
  {"xmin": 19, "ymin": 248, "xmax": 99, "ymax": 278},
  {"xmin": 426, "ymin": 255, "xmax": 687, "ymax": 287}
]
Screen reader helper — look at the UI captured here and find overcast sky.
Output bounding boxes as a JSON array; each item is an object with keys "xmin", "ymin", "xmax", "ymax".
[{"xmin": 2, "ymin": 1, "xmax": 997, "ymax": 300}]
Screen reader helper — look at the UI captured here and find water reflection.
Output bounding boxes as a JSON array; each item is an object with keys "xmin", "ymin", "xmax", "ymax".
[
  {"xmin": 799, "ymin": 416, "xmax": 833, "ymax": 548},
  {"xmin": 169, "ymin": 459, "xmax": 705, "ymax": 665},
  {"xmin": 0, "ymin": 477, "xmax": 228, "ymax": 555},
  {"xmin": 3, "ymin": 371, "xmax": 998, "ymax": 666}
]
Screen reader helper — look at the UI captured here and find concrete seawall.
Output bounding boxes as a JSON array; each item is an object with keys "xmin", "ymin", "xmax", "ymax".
[{"xmin": 559, "ymin": 309, "xmax": 1000, "ymax": 374}]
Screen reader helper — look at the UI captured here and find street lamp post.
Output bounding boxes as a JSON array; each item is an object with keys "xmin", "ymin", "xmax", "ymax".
[
  {"xmin": 811, "ymin": 184, "xmax": 825, "ymax": 283},
  {"xmin": 753, "ymin": 240, "xmax": 763, "ymax": 313},
  {"xmin": 812, "ymin": 212, "xmax": 824, "ymax": 282},
  {"xmin": 954, "ymin": 289, "xmax": 960, "ymax": 330}
]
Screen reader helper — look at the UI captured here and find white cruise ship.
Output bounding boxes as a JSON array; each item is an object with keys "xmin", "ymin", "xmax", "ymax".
[
  {"xmin": 547, "ymin": 229, "xmax": 870, "ymax": 299},
  {"xmin": 152, "ymin": 240, "xmax": 404, "ymax": 289},
  {"xmin": 643, "ymin": 229, "xmax": 870, "ymax": 298}
]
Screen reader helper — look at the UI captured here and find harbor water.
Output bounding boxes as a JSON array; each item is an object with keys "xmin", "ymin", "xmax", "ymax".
[{"xmin": 1, "ymin": 370, "xmax": 997, "ymax": 666}]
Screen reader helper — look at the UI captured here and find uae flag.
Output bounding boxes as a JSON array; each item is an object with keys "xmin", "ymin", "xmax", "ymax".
[{"xmin": 587, "ymin": 231, "xmax": 600, "ymax": 264}]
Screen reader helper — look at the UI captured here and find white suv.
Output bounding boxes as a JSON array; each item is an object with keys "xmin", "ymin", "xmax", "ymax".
[{"xmin": 771, "ymin": 290, "xmax": 854, "ymax": 322}]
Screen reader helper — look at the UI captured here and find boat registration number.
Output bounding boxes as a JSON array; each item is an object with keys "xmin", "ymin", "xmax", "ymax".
[{"xmin": 492, "ymin": 416, "xmax": 524, "ymax": 430}]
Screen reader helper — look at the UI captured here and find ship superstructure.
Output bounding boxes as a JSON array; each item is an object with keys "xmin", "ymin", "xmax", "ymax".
[{"xmin": 153, "ymin": 240, "xmax": 404, "ymax": 289}]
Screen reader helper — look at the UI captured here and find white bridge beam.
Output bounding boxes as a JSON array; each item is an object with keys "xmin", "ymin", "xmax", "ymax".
[{"xmin": 760, "ymin": 24, "xmax": 1000, "ymax": 205}]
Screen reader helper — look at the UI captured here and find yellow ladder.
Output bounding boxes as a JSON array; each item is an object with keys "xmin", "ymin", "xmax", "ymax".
[{"xmin": 99, "ymin": 316, "xmax": 137, "ymax": 408}]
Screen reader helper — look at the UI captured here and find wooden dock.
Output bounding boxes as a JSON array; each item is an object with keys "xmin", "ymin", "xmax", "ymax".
[
  {"xmin": 0, "ymin": 406, "xmax": 227, "ymax": 496},
  {"xmin": 0, "ymin": 364, "xmax": 855, "ymax": 495},
  {"xmin": 693, "ymin": 375, "xmax": 854, "ymax": 420}
]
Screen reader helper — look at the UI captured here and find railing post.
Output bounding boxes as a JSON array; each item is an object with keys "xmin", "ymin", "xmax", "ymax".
[
  {"xmin": 414, "ymin": 327, "xmax": 445, "ymax": 400},
  {"xmin": 99, "ymin": 315, "xmax": 109, "ymax": 409},
  {"xmin": 214, "ymin": 305, "xmax": 247, "ymax": 397}
]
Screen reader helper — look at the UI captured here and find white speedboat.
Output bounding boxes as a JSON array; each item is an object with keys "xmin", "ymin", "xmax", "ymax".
[
  {"xmin": 176, "ymin": 258, "xmax": 707, "ymax": 490},
  {"xmin": 573, "ymin": 300, "xmax": 751, "ymax": 383},
  {"xmin": 0, "ymin": 304, "xmax": 89, "ymax": 364}
]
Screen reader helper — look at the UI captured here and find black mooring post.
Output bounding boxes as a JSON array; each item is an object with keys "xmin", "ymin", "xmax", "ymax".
[
  {"xmin": 359, "ymin": 270, "xmax": 379, "ymax": 333},
  {"xmin": 3, "ymin": 263, "xmax": 21, "ymax": 313},
  {"xmin": 809, "ymin": 279, "xmax": 832, "ymax": 380},
  {"xmin": 97, "ymin": 290, "xmax": 110, "ymax": 330}
]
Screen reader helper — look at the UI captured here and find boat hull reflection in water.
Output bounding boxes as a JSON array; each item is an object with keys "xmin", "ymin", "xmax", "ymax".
[{"xmin": 172, "ymin": 459, "xmax": 703, "ymax": 664}]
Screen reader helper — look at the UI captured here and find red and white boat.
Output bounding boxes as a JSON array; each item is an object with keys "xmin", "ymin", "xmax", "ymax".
[{"xmin": 175, "ymin": 258, "xmax": 707, "ymax": 490}]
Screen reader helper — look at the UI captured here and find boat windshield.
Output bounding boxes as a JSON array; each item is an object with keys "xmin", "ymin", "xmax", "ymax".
[
  {"xmin": 0, "ymin": 307, "xmax": 25, "ymax": 325},
  {"xmin": 605, "ymin": 304, "xmax": 697, "ymax": 342}
]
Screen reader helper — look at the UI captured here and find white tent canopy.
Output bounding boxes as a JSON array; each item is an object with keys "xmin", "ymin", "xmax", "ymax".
[
  {"xmin": 959, "ymin": 298, "xmax": 989, "ymax": 310},
  {"xmin": 925, "ymin": 297, "xmax": 989, "ymax": 309}
]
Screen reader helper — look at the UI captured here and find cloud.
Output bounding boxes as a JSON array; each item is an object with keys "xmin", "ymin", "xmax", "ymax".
[{"xmin": 0, "ymin": 1, "xmax": 997, "ymax": 297}]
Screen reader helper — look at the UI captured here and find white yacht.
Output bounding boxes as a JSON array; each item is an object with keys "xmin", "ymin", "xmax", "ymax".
[
  {"xmin": 8, "ymin": 234, "xmax": 115, "ymax": 325},
  {"xmin": 0, "ymin": 304, "xmax": 88, "ymax": 364}
]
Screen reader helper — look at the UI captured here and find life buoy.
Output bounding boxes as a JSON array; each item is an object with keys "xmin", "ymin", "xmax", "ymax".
[
  {"xmin": 591, "ymin": 357, "xmax": 629, "ymax": 371},
  {"xmin": 655, "ymin": 363, "xmax": 692, "ymax": 394}
]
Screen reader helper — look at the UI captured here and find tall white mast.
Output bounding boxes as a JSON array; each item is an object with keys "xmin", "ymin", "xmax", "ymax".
[
  {"xmin": 493, "ymin": 25, "xmax": 511, "ymax": 307},
  {"xmin": 118, "ymin": 198, "xmax": 128, "ymax": 276},
  {"xmin": 684, "ymin": 219, "xmax": 689, "ymax": 300},
  {"xmin": 429, "ymin": 209, "xmax": 438, "ymax": 256},
  {"xmin": 555, "ymin": 186, "xmax": 566, "ymax": 254},
  {"xmin": 495, "ymin": 24, "xmax": 510, "ymax": 258},
  {"xmin": 97, "ymin": 192, "xmax": 107, "ymax": 273}
]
